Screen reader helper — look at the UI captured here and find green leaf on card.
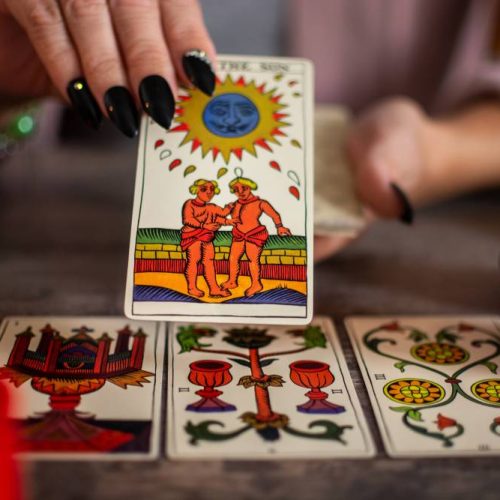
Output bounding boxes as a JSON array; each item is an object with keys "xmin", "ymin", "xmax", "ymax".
[
  {"xmin": 436, "ymin": 329, "xmax": 458, "ymax": 344},
  {"xmin": 482, "ymin": 361, "xmax": 498, "ymax": 374},
  {"xmin": 409, "ymin": 329, "xmax": 428, "ymax": 343},
  {"xmin": 407, "ymin": 409, "xmax": 423, "ymax": 422},
  {"xmin": 394, "ymin": 361, "xmax": 407, "ymax": 372}
]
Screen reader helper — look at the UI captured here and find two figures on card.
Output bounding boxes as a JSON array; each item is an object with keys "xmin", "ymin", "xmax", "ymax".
[{"xmin": 181, "ymin": 176, "xmax": 291, "ymax": 299}]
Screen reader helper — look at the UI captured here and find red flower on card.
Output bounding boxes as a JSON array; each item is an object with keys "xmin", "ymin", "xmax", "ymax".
[
  {"xmin": 381, "ymin": 321, "xmax": 401, "ymax": 331},
  {"xmin": 458, "ymin": 323, "xmax": 475, "ymax": 332},
  {"xmin": 435, "ymin": 413, "xmax": 457, "ymax": 430}
]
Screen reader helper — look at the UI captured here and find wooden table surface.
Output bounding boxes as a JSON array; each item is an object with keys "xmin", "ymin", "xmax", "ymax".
[{"xmin": 1, "ymin": 121, "xmax": 499, "ymax": 500}]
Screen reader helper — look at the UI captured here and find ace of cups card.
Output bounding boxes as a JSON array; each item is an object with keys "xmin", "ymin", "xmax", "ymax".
[{"xmin": 125, "ymin": 55, "xmax": 314, "ymax": 324}]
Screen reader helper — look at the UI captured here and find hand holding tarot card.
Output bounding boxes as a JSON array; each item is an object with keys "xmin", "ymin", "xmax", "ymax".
[{"xmin": 126, "ymin": 55, "xmax": 314, "ymax": 324}]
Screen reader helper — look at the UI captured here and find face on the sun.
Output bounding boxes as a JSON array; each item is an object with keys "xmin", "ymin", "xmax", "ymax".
[
  {"xmin": 197, "ymin": 182, "xmax": 216, "ymax": 202},
  {"xmin": 203, "ymin": 93, "xmax": 259, "ymax": 138},
  {"xmin": 232, "ymin": 182, "xmax": 253, "ymax": 200}
]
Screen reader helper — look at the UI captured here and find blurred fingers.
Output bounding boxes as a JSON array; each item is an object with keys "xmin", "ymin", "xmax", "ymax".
[
  {"xmin": 109, "ymin": 0, "xmax": 176, "ymax": 130},
  {"xmin": 4, "ymin": 0, "xmax": 102, "ymax": 129},
  {"xmin": 60, "ymin": 0, "xmax": 138, "ymax": 137},
  {"xmin": 160, "ymin": 0, "xmax": 217, "ymax": 95}
]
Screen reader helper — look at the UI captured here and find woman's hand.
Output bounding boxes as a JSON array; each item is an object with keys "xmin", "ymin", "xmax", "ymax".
[
  {"xmin": 0, "ymin": 0, "xmax": 216, "ymax": 137},
  {"xmin": 315, "ymin": 97, "xmax": 441, "ymax": 262}
]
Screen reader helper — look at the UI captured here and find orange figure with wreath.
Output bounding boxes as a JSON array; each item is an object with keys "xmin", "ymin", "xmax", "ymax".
[
  {"xmin": 181, "ymin": 179, "xmax": 238, "ymax": 298},
  {"xmin": 222, "ymin": 177, "xmax": 291, "ymax": 297}
]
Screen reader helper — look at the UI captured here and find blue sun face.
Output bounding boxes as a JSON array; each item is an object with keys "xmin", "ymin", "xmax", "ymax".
[{"xmin": 203, "ymin": 93, "xmax": 259, "ymax": 138}]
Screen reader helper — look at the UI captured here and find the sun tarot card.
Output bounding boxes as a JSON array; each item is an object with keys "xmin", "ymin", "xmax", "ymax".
[
  {"xmin": 125, "ymin": 55, "xmax": 314, "ymax": 324},
  {"xmin": 167, "ymin": 316, "xmax": 374, "ymax": 459},
  {"xmin": 346, "ymin": 316, "xmax": 500, "ymax": 457},
  {"xmin": 0, "ymin": 316, "xmax": 164, "ymax": 460}
]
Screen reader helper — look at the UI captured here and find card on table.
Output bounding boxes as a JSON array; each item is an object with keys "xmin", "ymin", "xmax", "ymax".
[
  {"xmin": 0, "ymin": 316, "xmax": 164, "ymax": 460},
  {"xmin": 166, "ymin": 316, "xmax": 375, "ymax": 459},
  {"xmin": 125, "ymin": 55, "xmax": 314, "ymax": 324},
  {"xmin": 346, "ymin": 316, "xmax": 500, "ymax": 457}
]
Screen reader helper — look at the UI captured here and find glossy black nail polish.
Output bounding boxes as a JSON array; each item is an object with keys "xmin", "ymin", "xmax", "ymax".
[
  {"xmin": 390, "ymin": 182, "xmax": 414, "ymax": 225},
  {"xmin": 104, "ymin": 86, "xmax": 139, "ymax": 138},
  {"xmin": 139, "ymin": 75, "xmax": 175, "ymax": 130},
  {"xmin": 182, "ymin": 50, "xmax": 215, "ymax": 96},
  {"xmin": 66, "ymin": 78, "xmax": 102, "ymax": 130}
]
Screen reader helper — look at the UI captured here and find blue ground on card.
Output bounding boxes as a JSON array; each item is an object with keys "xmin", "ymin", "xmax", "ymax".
[
  {"xmin": 228, "ymin": 288, "xmax": 306, "ymax": 305},
  {"xmin": 133, "ymin": 285, "xmax": 202, "ymax": 302},
  {"xmin": 133, "ymin": 285, "xmax": 306, "ymax": 305}
]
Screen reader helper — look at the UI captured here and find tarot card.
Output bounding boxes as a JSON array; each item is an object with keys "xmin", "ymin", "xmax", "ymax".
[
  {"xmin": 314, "ymin": 105, "xmax": 365, "ymax": 236},
  {"xmin": 0, "ymin": 316, "xmax": 164, "ymax": 460},
  {"xmin": 346, "ymin": 316, "xmax": 500, "ymax": 457},
  {"xmin": 166, "ymin": 316, "xmax": 374, "ymax": 459},
  {"xmin": 125, "ymin": 55, "xmax": 314, "ymax": 324}
]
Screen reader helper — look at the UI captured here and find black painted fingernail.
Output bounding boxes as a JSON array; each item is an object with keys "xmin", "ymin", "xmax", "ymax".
[
  {"xmin": 182, "ymin": 50, "xmax": 215, "ymax": 96},
  {"xmin": 66, "ymin": 78, "xmax": 102, "ymax": 130},
  {"xmin": 104, "ymin": 86, "xmax": 139, "ymax": 138},
  {"xmin": 139, "ymin": 75, "xmax": 175, "ymax": 130},
  {"xmin": 390, "ymin": 182, "xmax": 414, "ymax": 225}
]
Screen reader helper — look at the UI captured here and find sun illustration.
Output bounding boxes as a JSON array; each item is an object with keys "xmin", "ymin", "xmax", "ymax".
[{"xmin": 171, "ymin": 75, "xmax": 290, "ymax": 163}]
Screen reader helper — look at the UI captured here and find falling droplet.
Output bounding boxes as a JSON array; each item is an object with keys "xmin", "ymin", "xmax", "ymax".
[
  {"xmin": 234, "ymin": 167, "xmax": 243, "ymax": 178},
  {"xmin": 288, "ymin": 80, "xmax": 298, "ymax": 87},
  {"xmin": 184, "ymin": 165, "xmax": 197, "ymax": 177},
  {"xmin": 160, "ymin": 149, "xmax": 172, "ymax": 160},
  {"xmin": 269, "ymin": 160, "xmax": 281, "ymax": 171},
  {"xmin": 169, "ymin": 159, "xmax": 182, "ymax": 171},
  {"xmin": 217, "ymin": 167, "xmax": 228, "ymax": 179},
  {"xmin": 274, "ymin": 72, "xmax": 284, "ymax": 81},
  {"xmin": 154, "ymin": 139, "xmax": 164, "ymax": 149},
  {"xmin": 289, "ymin": 186, "xmax": 300, "ymax": 200},
  {"xmin": 287, "ymin": 170, "xmax": 301, "ymax": 186},
  {"xmin": 291, "ymin": 139, "xmax": 302, "ymax": 149},
  {"xmin": 293, "ymin": 92, "xmax": 302, "ymax": 97}
]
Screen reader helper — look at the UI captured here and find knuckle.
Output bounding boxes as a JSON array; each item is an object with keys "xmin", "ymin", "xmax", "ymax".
[
  {"xmin": 128, "ymin": 43, "xmax": 167, "ymax": 69},
  {"xmin": 44, "ymin": 46, "xmax": 72, "ymax": 69},
  {"xmin": 109, "ymin": 0, "xmax": 155, "ymax": 10},
  {"xmin": 61, "ymin": 0, "xmax": 107, "ymax": 20},
  {"xmin": 85, "ymin": 56, "xmax": 121, "ymax": 82},
  {"xmin": 25, "ymin": 0, "xmax": 62, "ymax": 30},
  {"xmin": 168, "ymin": 24, "xmax": 201, "ymax": 44}
]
